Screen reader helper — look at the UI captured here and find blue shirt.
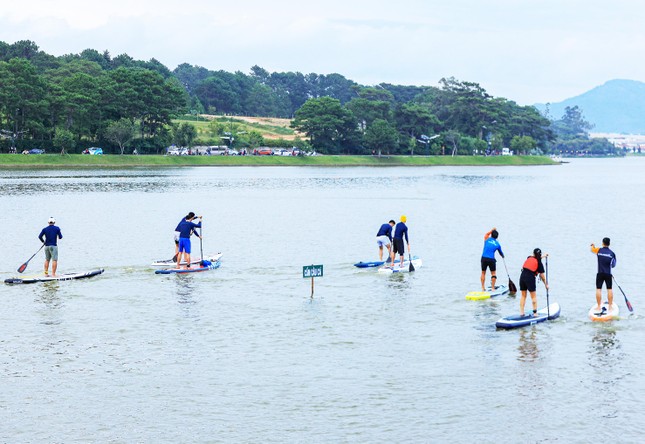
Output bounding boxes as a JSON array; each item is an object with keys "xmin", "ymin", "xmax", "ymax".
[
  {"xmin": 177, "ymin": 219, "xmax": 201, "ymax": 239},
  {"xmin": 393, "ymin": 222, "xmax": 408, "ymax": 242},
  {"xmin": 482, "ymin": 237, "xmax": 504, "ymax": 259},
  {"xmin": 596, "ymin": 247, "xmax": 616, "ymax": 275},
  {"xmin": 376, "ymin": 223, "xmax": 393, "ymax": 241},
  {"xmin": 39, "ymin": 225, "xmax": 63, "ymax": 246}
]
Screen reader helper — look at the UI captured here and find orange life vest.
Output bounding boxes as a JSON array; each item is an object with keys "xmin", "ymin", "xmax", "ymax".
[{"xmin": 523, "ymin": 256, "xmax": 539, "ymax": 273}]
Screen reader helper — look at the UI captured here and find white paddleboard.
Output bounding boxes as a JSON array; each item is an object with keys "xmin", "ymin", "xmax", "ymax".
[
  {"xmin": 588, "ymin": 302, "xmax": 619, "ymax": 322},
  {"xmin": 152, "ymin": 252, "xmax": 223, "ymax": 267},
  {"xmin": 378, "ymin": 256, "xmax": 422, "ymax": 273}
]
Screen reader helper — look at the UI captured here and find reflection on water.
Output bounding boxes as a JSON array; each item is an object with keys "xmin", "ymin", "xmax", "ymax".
[
  {"xmin": 517, "ymin": 328, "xmax": 539, "ymax": 362},
  {"xmin": 588, "ymin": 326, "xmax": 622, "ymax": 419},
  {"xmin": 37, "ymin": 281, "xmax": 63, "ymax": 325}
]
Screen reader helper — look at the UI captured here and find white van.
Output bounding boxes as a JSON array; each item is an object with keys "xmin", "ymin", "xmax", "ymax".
[{"xmin": 502, "ymin": 148, "xmax": 513, "ymax": 156}]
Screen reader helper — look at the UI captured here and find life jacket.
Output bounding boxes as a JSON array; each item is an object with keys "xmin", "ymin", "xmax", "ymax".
[{"xmin": 523, "ymin": 256, "xmax": 539, "ymax": 273}]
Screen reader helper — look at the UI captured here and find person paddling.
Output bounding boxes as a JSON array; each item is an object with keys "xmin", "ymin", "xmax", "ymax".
[
  {"xmin": 38, "ymin": 217, "xmax": 63, "ymax": 277},
  {"xmin": 173, "ymin": 212, "xmax": 196, "ymax": 261},
  {"xmin": 392, "ymin": 215, "xmax": 410, "ymax": 268},
  {"xmin": 480, "ymin": 227, "xmax": 505, "ymax": 291},
  {"xmin": 176, "ymin": 213, "xmax": 202, "ymax": 269},
  {"xmin": 376, "ymin": 220, "xmax": 395, "ymax": 262},
  {"xmin": 519, "ymin": 248, "xmax": 548, "ymax": 317},
  {"xmin": 591, "ymin": 237, "xmax": 617, "ymax": 313}
]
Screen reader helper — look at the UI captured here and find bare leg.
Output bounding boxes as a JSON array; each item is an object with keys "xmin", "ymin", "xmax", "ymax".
[
  {"xmin": 480, "ymin": 271, "xmax": 486, "ymax": 291},
  {"xmin": 52, "ymin": 260, "xmax": 58, "ymax": 277},
  {"xmin": 519, "ymin": 290, "xmax": 527, "ymax": 316},
  {"xmin": 378, "ymin": 246, "xmax": 383, "ymax": 261},
  {"xmin": 491, "ymin": 273, "xmax": 497, "ymax": 290},
  {"xmin": 530, "ymin": 291, "xmax": 538, "ymax": 315},
  {"xmin": 186, "ymin": 253, "xmax": 191, "ymax": 268},
  {"xmin": 595, "ymin": 288, "xmax": 602, "ymax": 310},
  {"xmin": 607, "ymin": 288, "xmax": 614, "ymax": 309},
  {"xmin": 44, "ymin": 259, "xmax": 50, "ymax": 275}
]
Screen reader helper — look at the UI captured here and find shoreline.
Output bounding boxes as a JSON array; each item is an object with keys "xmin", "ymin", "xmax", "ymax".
[{"xmin": 0, "ymin": 154, "xmax": 558, "ymax": 168}]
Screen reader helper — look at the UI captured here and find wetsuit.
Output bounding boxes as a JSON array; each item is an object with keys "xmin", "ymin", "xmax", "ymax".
[
  {"xmin": 393, "ymin": 222, "xmax": 408, "ymax": 256},
  {"xmin": 592, "ymin": 246, "xmax": 616, "ymax": 289}
]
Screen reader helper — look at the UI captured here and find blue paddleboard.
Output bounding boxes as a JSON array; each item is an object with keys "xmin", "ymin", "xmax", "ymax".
[
  {"xmin": 354, "ymin": 260, "xmax": 387, "ymax": 268},
  {"xmin": 495, "ymin": 302, "xmax": 561, "ymax": 329}
]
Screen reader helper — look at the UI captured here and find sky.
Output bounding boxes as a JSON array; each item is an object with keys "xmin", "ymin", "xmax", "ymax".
[{"xmin": 1, "ymin": 0, "xmax": 644, "ymax": 105}]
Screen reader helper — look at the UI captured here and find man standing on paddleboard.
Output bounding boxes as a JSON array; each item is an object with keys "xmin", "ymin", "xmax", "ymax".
[
  {"xmin": 591, "ymin": 237, "xmax": 617, "ymax": 313},
  {"xmin": 519, "ymin": 248, "xmax": 548, "ymax": 317},
  {"xmin": 176, "ymin": 213, "xmax": 202, "ymax": 269},
  {"xmin": 480, "ymin": 227, "xmax": 504, "ymax": 291},
  {"xmin": 376, "ymin": 220, "xmax": 395, "ymax": 262},
  {"xmin": 392, "ymin": 215, "xmax": 410, "ymax": 268},
  {"xmin": 173, "ymin": 211, "xmax": 196, "ymax": 261},
  {"xmin": 38, "ymin": 217, "xmax": 62, "ymax": 277}
]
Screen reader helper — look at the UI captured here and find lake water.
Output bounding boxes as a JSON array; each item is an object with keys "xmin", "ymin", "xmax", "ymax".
[{"xmin": 1, "ymin": 158, "xmax": 643, "ymax": 442}]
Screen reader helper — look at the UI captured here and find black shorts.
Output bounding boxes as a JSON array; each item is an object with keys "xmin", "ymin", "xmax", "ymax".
[
  {"xmin": 519, "ymin": 269, "xmax": 537, "ymax": 292},
  {"xmin": 393, "ymin": 238, "xmax": 405, "ymax": 255},
  {"xmin": 481, "ymin": 257, "xmax": 497, "ymax": 272},
  {"xmin": 596, "ymin": 273, "xmax": 612, "ymax": 290}
]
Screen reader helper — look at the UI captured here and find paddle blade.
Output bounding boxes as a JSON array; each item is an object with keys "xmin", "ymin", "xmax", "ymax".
[
  {"xmin": 408, "ymin": 255, "xmax": 415, "ymax": 272},
  {"xmin": 508, "ymin": 279, "xmax": 517, "ymax": 295},
  {"xmin": 626, "ymin": 297, "xmax": 634, "ymax": 312},
  {"xmin": 17, "ymin": 263, "xmax": 27, "ymax": 273}
]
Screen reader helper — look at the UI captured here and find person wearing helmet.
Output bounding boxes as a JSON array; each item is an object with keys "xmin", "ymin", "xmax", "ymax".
[
  {"xmin": 392, "ymin": 215, "xmax": 410, "ymax": 268},
  {"xmin": 519, "ymin": 248, "xmax": 548, "ymax": 316},
  {"xmin": 38, "ymin": 217, "xmax": 63, "ymax": 277},
  {"xmin": 480, "ymin": 227, "xmax": 505, "ymax": 291},
  {"xmin": 590, "ymin": 237, "xmax": 617, "ymax": 313}
]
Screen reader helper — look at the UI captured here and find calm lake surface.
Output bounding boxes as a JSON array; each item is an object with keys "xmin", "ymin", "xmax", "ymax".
[{"xmin": 1, "ymin": 158, "xmax": 644, "ymax": 442}]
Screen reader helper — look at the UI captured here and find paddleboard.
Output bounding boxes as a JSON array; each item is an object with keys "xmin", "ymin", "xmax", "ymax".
[
  {"xmin": 353, "ymin": 258, "xmax": 393, "ymax": 268},
  {"xmin": 152, "ymin": 252, "xmax": 223, "ymax": 267},
  {"xmin": 588, "ymin": 302, "xmax": 619, "ymax": 322},
  {"xmin": 4, "ymin": 269, "xmax": 105, "ymax": 285},
  {"xmin": 154, "ymin": 260, "xmax": 220, "ymax": 274},
  {"xmin": 495, "ymin": 302, "xmax": 561, "ymax": 329},
  {"xmin": 466, "ymin": 284, "xmax": 509, "ymax": 300},
  {"xmin": 377, "ymin": 256, "xmax": 422, "ymax": 274}
]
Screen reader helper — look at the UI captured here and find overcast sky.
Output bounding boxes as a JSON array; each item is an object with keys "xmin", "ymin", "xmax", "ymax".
[{"xmin": 1, "ymin": 0, "xmax": 643, "ymax": 105}]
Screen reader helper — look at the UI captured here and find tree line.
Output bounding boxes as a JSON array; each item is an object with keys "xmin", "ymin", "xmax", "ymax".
[{"xmin": 0, "ymin": 39, "xmax": 617, "ymax": 155}]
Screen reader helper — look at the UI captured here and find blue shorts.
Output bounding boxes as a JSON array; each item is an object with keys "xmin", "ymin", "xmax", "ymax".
[{"xmin": 178, "ymin": 238, "xmax": 191, "ymax": 254}]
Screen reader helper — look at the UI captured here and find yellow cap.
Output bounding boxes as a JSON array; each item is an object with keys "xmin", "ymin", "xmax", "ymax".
[{"xmin": 401, "ymin": 215, "xmax": 407, "ymax": 223}]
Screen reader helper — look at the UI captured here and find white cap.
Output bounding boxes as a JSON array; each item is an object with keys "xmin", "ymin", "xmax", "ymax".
[{"xmin": 48, "ymin": 217, "xmax": 55, "ymax": 224}]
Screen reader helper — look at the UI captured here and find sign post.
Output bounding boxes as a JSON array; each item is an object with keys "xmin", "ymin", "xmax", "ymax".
[{"xmin": 303, "ymin": 264, "xmax": 323, "ymax": 298}]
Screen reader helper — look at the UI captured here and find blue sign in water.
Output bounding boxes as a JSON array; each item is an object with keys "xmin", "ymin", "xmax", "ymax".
[{"xmin": 303, "ymin": 264, "xmax": 323, "ymax": 278}]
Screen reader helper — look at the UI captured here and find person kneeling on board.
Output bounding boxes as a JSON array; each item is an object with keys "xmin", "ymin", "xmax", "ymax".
[
  {"xmin": 591, "ymin": 237, "xmax": 617, "ymax": 313},
  {"xmin": 176, "ymin": 213, "xmax": 202, "ymax": 269},
  {"xmin": 519, "ymin": 248, "xmax": 548, "ymax": 317},
  {"xmin": 480, "ymin": 227, "xmax": 504, "ymax": 291}
]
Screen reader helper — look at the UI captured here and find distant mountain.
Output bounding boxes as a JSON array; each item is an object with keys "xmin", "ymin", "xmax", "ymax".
[{"xmin": 534, "ymin": 79, "xmax": 645, "ymax": 134}]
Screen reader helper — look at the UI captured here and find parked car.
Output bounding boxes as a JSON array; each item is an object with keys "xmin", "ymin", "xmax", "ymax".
[
  {"xmin": 82, "ymin": 147, "xmax": 103, "ymax": 155},
  {"xmin": 26, "ymin": 148, "xmax": 45, "ymax": 154},
  {"xmin": 226, "ymin": 148, "xmax": 239, "ymax": 156},
  {"xmin": 254, "ymin": 147, "xmax": 273, "ymax": 155},
  {"xmin": 274, "ymin": 149, "xmax": 292, "ymax": 156}
]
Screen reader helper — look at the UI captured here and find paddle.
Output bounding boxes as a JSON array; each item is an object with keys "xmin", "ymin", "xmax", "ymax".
[
  {"xmin": 408, "ymin": 244, "xmax": 414, "ymax": 273},
  {"xmin": 545, "ymin": 256, "xmax": 550, "ymax": 319},
  {"xmin": 502, "ymin": 257, "xmax": 517, "ymax": 295},
  {"xmin": 17, "ymin": 243, "xmax": 45, "ymax": 273},
  {"xmin": 612, "ymin": 276, "xmax": 634, "ymax": 312},
  {"xmin": 199, "ymin": 219, "xmax": 204, "ymax": 266}
]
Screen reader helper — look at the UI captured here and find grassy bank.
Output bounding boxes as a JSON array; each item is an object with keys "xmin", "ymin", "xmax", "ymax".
[{"xmin": 0, "ymin": 154, "xmax": 558, "ymax": 168}]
